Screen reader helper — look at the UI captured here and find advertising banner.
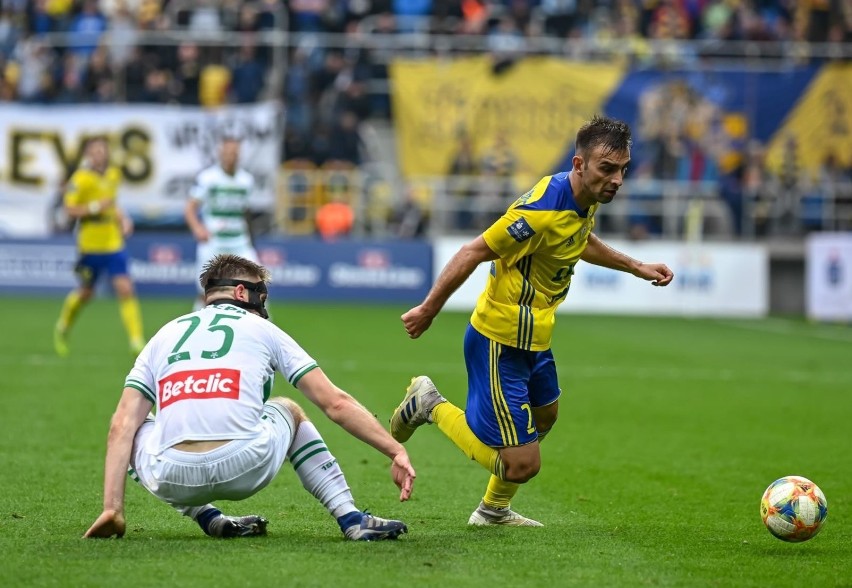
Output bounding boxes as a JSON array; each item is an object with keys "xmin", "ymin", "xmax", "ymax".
[
  {"xmin": 0, "ymin": 235, "xmax": 432, "ymax": 303},
  {"xmin": 437, "ymin": 238, "xmax": 768, "ymax": 317},
  {"xmin": 0, "ymin": 102, "xmax": 281, "ymax": 237},
  {"xmin": 806, "ymin": 232, "xmax": 852, "ymax": 322},
  {"xmin": 390, "ymin": 57, "xmax": 624, "ymax": 179}
]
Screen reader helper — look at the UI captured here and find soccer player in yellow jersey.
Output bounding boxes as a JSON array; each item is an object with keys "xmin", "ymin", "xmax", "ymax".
[
  {"xmin": 54, "ymin": 137, "xmax": 146, "ymax": 357},
  {"xmin": 391, "ymin": 115, "xmax": 674, "ymax": 526}
]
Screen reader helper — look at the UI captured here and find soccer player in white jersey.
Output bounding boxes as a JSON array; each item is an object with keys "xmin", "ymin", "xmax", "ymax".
[
  {"xmin": 84, "ymin": 254, "xmax": 416, "ymax": 540},
  {"xmin": 185, "ymin": 137, "xmax": 260, "ymax": 311}
]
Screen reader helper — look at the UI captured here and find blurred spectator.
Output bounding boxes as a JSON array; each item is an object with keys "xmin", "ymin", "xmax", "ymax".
[
  {"xmin": 335, "ymin": 76, "xmax": 372, "ymax": 121},
  {"xmin": 189, "ymin": 0, "xmax": 223, "ymax": 32},
  {"xmin": 389, "ymin": 188, "xmax": 428, "ymax": 238},
  {"xmin": 0, "ymin": 9, "xmax": 20, "ymax": 58},
  {"xmin": 230, "ymin": 42, "xmax": 265, "ymax": 103},
  {"xmin": 13, "ymin": 37, "xmax": 52, "ymax": 101},
  {"xmin": 174, "ymin": 42, "xmax": 201, "ymax": 105},
  {"xmin": 123, "ymin": 47, "xmax": 148, "ymax": 102},
  {"xmin": 284, "ymin": 46, "xmax": 313, "ymax": 133},
  {"xmin": 139, "ymin": 68, "xmax": 171, "ymax": 103},
  {"xmin": 447, "ymin": 131, "xmax": 479, "ymax": 230},
  {"xmin": 283, "ymin": 127, "xmax": 315, "ymax": 163},
  {"xmin": 54, "ymin": 56, "xmax": 85, "ymax": 103},
  {"xmin": 327, "ymin": 110, "xmax": 365, "ymax": 166},
  {"xmin": 69, "ymin": 0, "xmax": 107, "ymax": 59},
  {"xmin": 488, "ymin": 16, "xmax": 525, "ymax": 73},
  {"xmin": 540, "ymin": 0, "xmax": 579, "ymax": 39},
  {"xmin": 200, "ymin": 59, "xmax": 232, "ymax": 107},
  {"xmin": 105, "ymin": 2, "xmax": 139, "ymax": 68},
  {"xmin": 84, "ymin": 46, "xmax": 113, "ymax": 100},
  {"xmin": 393, "ymin": 0, "xmax": 432, "ymax": 32}
]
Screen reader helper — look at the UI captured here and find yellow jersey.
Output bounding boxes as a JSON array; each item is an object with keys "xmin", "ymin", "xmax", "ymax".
[
  {"xmin": 64, "ymin": 166, "xmax": 124, "ymax": 254},
  {"xmin": 472, "ymin": 172, "xmax": 598, "ymax": 351}
]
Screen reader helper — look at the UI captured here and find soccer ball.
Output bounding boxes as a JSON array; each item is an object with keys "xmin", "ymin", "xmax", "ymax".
[{"xmin": 760, "ymin": 475, "xmax": 828, "ymax": 542}]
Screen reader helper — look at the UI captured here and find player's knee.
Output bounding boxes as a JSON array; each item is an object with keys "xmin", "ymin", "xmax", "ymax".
[
  {"xmin": 78, "ymin": 288, "xmax": 94, "ymax": 302},
  {"xmin": 268, "ymin": 396, "xmax": 307, "ymax": 425},
  {"xmin": 504, "ymin": 461, "xmax": 540, "ymax": 484}
]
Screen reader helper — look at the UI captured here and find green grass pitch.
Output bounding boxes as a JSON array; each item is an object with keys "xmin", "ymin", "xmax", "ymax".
[{"xmin": 1, "ymin": 298, "xmax": 850, "ymax": 587}]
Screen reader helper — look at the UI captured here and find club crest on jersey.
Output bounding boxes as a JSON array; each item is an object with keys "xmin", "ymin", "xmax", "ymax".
[
  {"xmin": 513, "ymin": 188, "xmax": 534, "ymax": 207},
  {"xmin": 507, "ymin": 217, "xmax": 536, "ymax": 242},
  {"xmin": 158, "ymin": 368, "xmax": 241, "ymax": 408}
]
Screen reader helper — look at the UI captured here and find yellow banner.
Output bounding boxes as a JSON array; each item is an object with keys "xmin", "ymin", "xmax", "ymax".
[
  {"xmin": 765, "ymin": 63, "xmax": 852, "ymax": 177},
  {"xmin": 390, "ymin": 57, "xmax": 625, "ymax": 180}
]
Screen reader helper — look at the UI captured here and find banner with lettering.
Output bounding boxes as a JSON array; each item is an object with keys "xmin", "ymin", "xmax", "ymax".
[
  {"xmin": 0, "ymin": 102, "xmax": 281, "ymax": 237},
  {"xmin": 390, "ymin": 57, "xmax": 625, "ymax": 180},
  {"xmin": 765, "ymin": 63, "xmax": 852, "ymax": 177},
  {"xmin": 586, "ymin": 64, "xmax": 821, "ymax": 180}
]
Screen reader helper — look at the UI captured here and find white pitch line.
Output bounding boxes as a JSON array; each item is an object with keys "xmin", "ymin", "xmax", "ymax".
[{"xmin": 714, "ymin": 318, "xmax": 852, "ymax": 344}]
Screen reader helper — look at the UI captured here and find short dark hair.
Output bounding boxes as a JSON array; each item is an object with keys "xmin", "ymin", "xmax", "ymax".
[
  {"xmin": 575, "ymin": 115, "xmax": 632, "ymax": 156},
  {"xmin": 85, "ymin": 135, "xmax": 109, "ymax": 148},
  {"xmin": 200, "ymin": 254, "xmax": 271, "ymax": 294}
]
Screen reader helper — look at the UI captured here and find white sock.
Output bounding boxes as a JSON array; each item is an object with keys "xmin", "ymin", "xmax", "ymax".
[{"xmin": 287, "ymin": 421, "xmax": 358, "ymax": 519}]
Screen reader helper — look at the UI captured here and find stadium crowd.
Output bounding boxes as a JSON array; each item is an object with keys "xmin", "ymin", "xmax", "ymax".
[{"xmin": 0, "ymin": 0, "xmax": 850, "ymax": 238}]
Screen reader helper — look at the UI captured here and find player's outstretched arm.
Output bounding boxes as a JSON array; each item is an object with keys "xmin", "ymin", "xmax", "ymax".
[
  {"xmin": 402, "ymin": 236, "xmax": 498, "ymax": 338},
  {"xmin": 297, "ymin": 368, "xmax": 416, "ymax": 501},
  {"xmin": 84, "ymin": 388, "xmax": 153, "ymax": 538},
  {"xmin": 580, "ymin": 233, "xmax": 674, "ymax": 286}
]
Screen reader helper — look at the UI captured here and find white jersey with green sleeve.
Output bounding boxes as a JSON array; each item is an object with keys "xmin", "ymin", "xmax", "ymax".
[
  {"xmin": 190, "ymin": 164, "xmax": 254, "ymax": 248},
  {"xmin": 124, "ymin": 303, "xmax": 318, "ymax": 455}
]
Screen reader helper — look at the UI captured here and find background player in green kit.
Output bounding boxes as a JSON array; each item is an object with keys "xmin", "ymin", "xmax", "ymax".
[{"xmin": 391, "ymin": 115, "xmax": 674, "ymax": 526}]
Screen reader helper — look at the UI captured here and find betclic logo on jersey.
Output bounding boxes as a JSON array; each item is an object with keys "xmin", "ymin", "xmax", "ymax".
[{"xmin": 158, "ymin": 368, "xmax": 241, "ymax": 408}]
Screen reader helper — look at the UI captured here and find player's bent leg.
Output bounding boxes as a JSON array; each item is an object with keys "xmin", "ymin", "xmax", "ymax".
[
  {"xmin": 469, "ymin": 443, "xmax": 544, "ymax": 527},
  {"xmin": 278, "ymin": 396, "xmax": 408, "ymax": 540},
  {"xmin": 392, "ymin": 376, "xmax": 507, "ymax": 479},
  {"xmin": 130, "ymin": 416, "xmax": 270, "ymax": 539}
]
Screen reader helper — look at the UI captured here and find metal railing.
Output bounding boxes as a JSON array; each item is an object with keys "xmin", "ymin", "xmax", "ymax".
[{"xmin": 275, "ymin": 167, "xmax": 852, "ymax": 240}]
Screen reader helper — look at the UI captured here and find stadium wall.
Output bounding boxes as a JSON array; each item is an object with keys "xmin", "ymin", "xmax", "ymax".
[
  {"xmin": 2, "ymin": 235, "xmax": 834, "ymax": 319},
  {"xmin": 0, "ymin": 235, "xmax": 432, "ymax": 303}
]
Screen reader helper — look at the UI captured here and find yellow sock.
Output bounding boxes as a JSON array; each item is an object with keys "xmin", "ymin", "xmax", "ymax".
[
  {"xmin": 483, "ymin": 428, "xmax": 550, "ymax": 509},
  {"xmin": 119, "ymin": 297, "xmax": 144, "ymax": 345},
  {"xmin": 57, "ymin": 290, "xmax": 84, "ymax": 332},
  {"xmin": 433, "ymin": 402, "xmax": 505, "ymax": 479}
]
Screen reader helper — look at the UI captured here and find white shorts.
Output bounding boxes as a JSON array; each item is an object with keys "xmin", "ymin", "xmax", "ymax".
[
  {"xmin": 131, "ymin": 403, "xmax": 295, "ymax": 507},
  {"xmin": 195, "ymin": 241, "xmax": 259, "ymax": 293}
]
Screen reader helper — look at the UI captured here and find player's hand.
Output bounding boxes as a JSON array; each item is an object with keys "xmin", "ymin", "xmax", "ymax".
[
  {"xmin": 401, "ymin": 305, "xmax": 435, "ymax": 339},
  {"xmin": 193, "ymin": 227, "xmax": 211, "ymax": 243},
  {"xmin": 121, "ymin": 215, "xmax": 134, "ymax": 237},
  {"xmin": 390, "ymin": 450, "xmax": 416, "ymax": 501},
  {"xmin": 83, "ymin": 509, "xmax": 126, "ymax": 539},
  {"xmin": 633, "ymin": 262, "xmax": 674, "ymax": 287}
]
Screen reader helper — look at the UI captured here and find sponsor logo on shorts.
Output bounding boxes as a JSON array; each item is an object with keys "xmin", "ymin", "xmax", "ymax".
[{"xmin": 158, "ymin": 368, "xmax": 240, "ymax": 408}]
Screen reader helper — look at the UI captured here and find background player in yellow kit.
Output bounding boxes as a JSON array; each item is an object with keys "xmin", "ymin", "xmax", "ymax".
[
  {"xmin": 391, "ymin": 115, "xmax": 674, "ymax": 526},
  {"xmin": 54, "ymin": 136, "xmax": 145, "ymax": 357}
]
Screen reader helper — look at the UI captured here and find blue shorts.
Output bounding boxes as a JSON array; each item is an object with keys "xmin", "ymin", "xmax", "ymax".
[
  {"xmin": 464, "ymin": 323, "xmax": 561, "ymax": 448},
  {"xmin": 75, "ymin": 250, "xmax": 129, "ymax": 287}
]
